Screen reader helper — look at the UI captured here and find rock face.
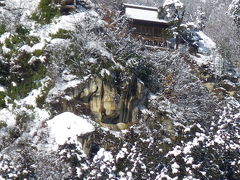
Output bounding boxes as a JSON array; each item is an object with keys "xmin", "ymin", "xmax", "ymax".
[
  {"xmin": 48, "ymin": 76, "xmax": 145, "ymax": 129},
  {"xmin": 80, "ymin": 76, "xmax": 145, "ymax": 125}
]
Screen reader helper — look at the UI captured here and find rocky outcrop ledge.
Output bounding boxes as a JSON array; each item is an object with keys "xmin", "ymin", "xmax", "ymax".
[{"xmin": 47, "ymin": 76, "xmax": 145, "ymax": 130}]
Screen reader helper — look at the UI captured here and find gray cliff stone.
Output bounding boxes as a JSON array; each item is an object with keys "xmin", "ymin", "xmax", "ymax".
[{"xmin": 48, "ymin": 76, "xmax": 145, "ymax": 129}]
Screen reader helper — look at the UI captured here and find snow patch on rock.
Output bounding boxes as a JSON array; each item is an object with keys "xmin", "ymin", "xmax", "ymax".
[
  {"xmin": 0, "ymin": 108, "xmax": 16, "ymax": 127},
  {"xmin": 47, "ymin": 112, "xmax": 95, "ymax": 150}
]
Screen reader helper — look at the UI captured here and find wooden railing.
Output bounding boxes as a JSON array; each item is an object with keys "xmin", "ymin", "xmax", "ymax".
[{"xmin": 132, "ymin": 33, "xmax": 167, "ymax": 47}]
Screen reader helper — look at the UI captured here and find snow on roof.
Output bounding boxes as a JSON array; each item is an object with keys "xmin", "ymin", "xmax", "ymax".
[
  {"xmin": 123, "ymin": 3, "xmax": 159, "ymax": 11},
  {"xmin": 47, "ymin": 112, "xmax": 95, "ymax": 149},
  {"xmin": 123, "ymin": 3, "xmax": 168, "ymax": 23}
]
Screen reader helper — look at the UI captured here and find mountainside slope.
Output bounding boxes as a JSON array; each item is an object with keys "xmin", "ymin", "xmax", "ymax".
[{"xmin": 0, "ymin": 0, "xmax": 240, "ymax": 179}]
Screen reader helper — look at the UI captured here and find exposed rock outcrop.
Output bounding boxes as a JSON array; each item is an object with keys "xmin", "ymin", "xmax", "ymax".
[
  {"xmin": 182, "ymin": 54, "xmax": 240, "ymax": 98},
  {"xmin": 48, "ymin": 76, "xmax": 145, "ymax": 130}
]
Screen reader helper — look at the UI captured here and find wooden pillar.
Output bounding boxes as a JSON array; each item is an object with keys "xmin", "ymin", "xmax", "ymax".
[{"xmin": 176, "ymin": 35, "xmax": 179, "ymax": 49}]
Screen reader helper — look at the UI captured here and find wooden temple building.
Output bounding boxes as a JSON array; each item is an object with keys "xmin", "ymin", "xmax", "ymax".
[
  {"xmin": 0, "ymin": 0, "xmax": 5, "ymax": 7},
  {"xmin": 122, "ymin": 3, "xmax": 171, "ymax": 47}
]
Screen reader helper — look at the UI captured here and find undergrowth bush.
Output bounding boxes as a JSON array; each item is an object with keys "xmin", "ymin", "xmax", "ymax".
[
  {"xmin": 16, "ymin": 25, "xmax": 29, "ymax": 36},
  {"xmin": 7, "ymin": 52, "xmax": 47, "ymax": 99},
  {"xmin": 33, "ymin": 49, "xmax": 44, "ymax": 57},
  {"xmin": 4, "ymin": 35, "xmax": 39, "ymax": 51},
  {"xmin": 0, "ymin": 24, "xmax": 6, "ymax": 35},
  {"xmin": 0, "ymin": 121, "xmax": 7, "ymax": 129},
  {"xmin": 0, "ymin": 92, "xmax": 6, "ymax": 108},
  {"xmin": 50, "ymin": 29, "xmax": 72, "ymax": 39},
  {"xmin": 31, "ymin": 0, "xmax": 60, "ymax": 24}
]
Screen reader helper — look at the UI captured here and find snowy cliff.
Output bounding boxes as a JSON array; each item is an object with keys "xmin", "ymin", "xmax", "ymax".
[{"xmin": 0, "ymin": 0, "xmax": 240, "ymax": 179}]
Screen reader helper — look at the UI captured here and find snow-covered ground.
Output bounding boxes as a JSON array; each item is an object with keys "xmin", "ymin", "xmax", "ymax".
[
  {"xmin": 30, "ymin": 10, "xmax": 99, "ymax": 43},
  {"xmin": 197, "ymin": 31, "xmax": 216, "ymax": 54},
  {"xmin": 47, "ymin": 112, "xmax": 95, "ymax": 150}
]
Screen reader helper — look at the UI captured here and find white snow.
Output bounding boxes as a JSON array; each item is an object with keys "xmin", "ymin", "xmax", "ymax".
[
  {"xmin": 0, "ymin": 108, "xmax": 16, "ymax": 127},
  {"xmin": 124, "ymin": 4, "xmax": 168, "ymax": 23},
  {"xmin": 168, "ymin": 145, "xmax": 182, "ymax": 156},
  {"xmin": 100, "ymin": 68, "xmax": 111, "ymax": 77},
  {"xmin": 88, "ymin": 57, "xmax": 97, "ymax": 64},
  {"xmin": 163, "ymin": 0, "xmax": 184, "ymax": 8},
  {"xmin": 46, "ymin": 71, "xmax": 91, "ymax": 102},
  {"xmin": 116, "ymin": 147, "xmax": 128, "ymax": 160},
  {"xmin": 47, "ymin": 78, "xmax": 82, "ymax": 101},
  {"xmin": 0, "ymin": 85, "xmax": 5, "ymax": 92},
  {"xmin": 94, "ymin": 148, "xmax": 114, "ymax": 162},
  {"xmin": 171, "ymin": 162, "xmax": 180, "ymax": 174},
  {"xmin": 62, "ymin": 70, "xmax": 79, "ymax": 81},
  {"xmin": 228, "ymin": 0, "xmax": 240, "ymax": 18},
  {"xmin": 15, "ymin": 77, "xmax": 51, "ymax": 107},
  {"xmin": 0, "ymin": 77, "xmax": 52, "ymax": 130},
  {"xmin": 19, "ymin": 45, "xmax": 32, "ymax": 53},
  {"xmin": 2, "ymin": 46, "xmax": 11, "ymax": 54},
  {"xmin": 5, "ymin": 0, "xmax": 40, "ymax": 16},
  {"xmin": 31, "ymin": 42, "xmax": 45, "ymax": 52},
  {"xmin": 123, "ymin": 3, "xmax": 158, "ymax": 10},
  {"xmin": 30, "ymin": 10, "xmax": 99, "ymax": 44},
  {"xmin": 197, "ymin": 31, "xmax": 216, "ymax": 51},
  {"xmin": 47, "ymin": 112, "xmax": 94, "ymax": 149},
  {"xmin": 0, "ymin": 32, "xmax": 10, "ymax": 44},
  {"xmin": 191, "ymin": 54, "xmax": 210, "ymax": 66},
  {"xmin": 19, "ymin": 89, "xmax": 41, "ymax": 107},
  {"xmin": 11, "ymin": 82, "xmax": 16, "ymax": 87},
  {"xmin": 183, "ymin": 144, "xmax": 192, "ymax": 154},
  {"xmin": 87, "ymin": 41, "xmax": 113, "ymax": 60},
  {"xmin": 186, "ymin": 157, "xmax": 194, "ymax": 165}
]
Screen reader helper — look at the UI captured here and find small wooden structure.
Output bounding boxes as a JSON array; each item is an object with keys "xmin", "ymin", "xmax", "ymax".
[
  {"xmin": 122, "ymin": 3, "xmax": 171, "ymax": 46},
  {"xmin": 0, "ymin": 0, "xmax": 5, "ymax": 7},
  {"xmin": 60, "ymin": 0, "xmax": 91, "ymax": 14}
]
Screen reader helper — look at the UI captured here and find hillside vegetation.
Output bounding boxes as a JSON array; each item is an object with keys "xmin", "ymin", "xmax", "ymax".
[{"xmin": 0, "ymin": 0, "xmax": 240, "ymax": 179}]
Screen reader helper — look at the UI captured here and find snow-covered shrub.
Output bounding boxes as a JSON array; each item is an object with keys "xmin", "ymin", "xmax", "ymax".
[
  {"xmin": 157, "ymin": 98, "xmax": 240, "ymax": 179},
  {"xmin": 159, "ymin": 0, "xmax": 185, "ymax": 23},
  {"xmin": 0, "ymin": 121, "xmax": 7, "ymax": 129},
  {"xmin": 228, "ymin": 0, "xmax": 240, "ymax": 26},
  {"xmin": 158, "ymin": 6, "xmax": 168, "ymax": 19},
  {"xmin": 49, "ymin": 28, "xmax": 72, "ymax": 39},
  {"xmin": 0, "ymin": 92, "xmax": 6, "ymax": 108},
  {"xmin": 31, "ymin": 0, "xmax": 60, "ymax": 24},
  {"xmin": 7, "ymin": 52, "xmax": 47, "ymax": 99},
  {"xmin": 4, "ymin": 34, "xmax": 39, "ymax": 52},
  {"xmin": 15, "ymin": 25, "xmax": 29, "ymax": 36},
  {"xmin": 58, "ymin": 142, "xmax": 90, "ymax": 179},
  {"xmin": 0, "ymin": 24, "xmax": 6, "ymax": 35},
  {"xmin": 32, "ymin": 49, "xmax": 44, "ymax": 57},
  {"xmin": 194, "ymin": 7, "xmax": 207, "ymax": 30}
]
